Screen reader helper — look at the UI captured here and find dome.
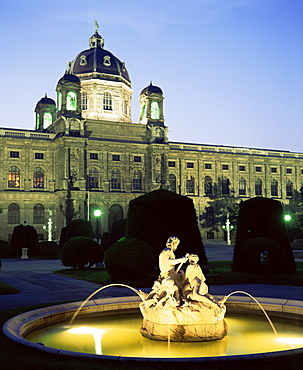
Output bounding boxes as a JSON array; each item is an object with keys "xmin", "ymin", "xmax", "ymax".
[
  {"xmin": 140, "ymin": 82, "xmax": 163, "ymax": 95},
  {"xmin": 57, "ymin": 73, "xmax": 81, "ymax": 86},
  {"xmin": 36, "ymin": 94, "xmax": 56, "ymax": 106}
]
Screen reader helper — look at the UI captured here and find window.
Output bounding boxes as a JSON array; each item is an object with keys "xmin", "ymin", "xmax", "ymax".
[
  {"xmin": 33, "ymin": 204, "xmax": 45, "ymax": 224},
  {"xmin": 222, "ymin": 164, "xmax": 229, "ymax": 171},
  {"xmin": 90, "ymin": 153, "xmax": 98, "ymax": 160},
  {"xmin": 8, "ymin": 166, "xmax": 20, "ymax": 188},
  {"xmin": 271, "ymin": 179, "xmax": 278, "ymax": 197},
  {"xmin": 33, "ymin": 167, "xmax": 44, "ymax": 188},
  {"xmin": 81, "ymin": 92, "xmax": 88, "ymax": 110},
  {"xmin": 111, "ymin": 169, "xmax": 121, "ymax": 190},
  {"xmin": 10, "ymin": 151, "xmax": 19, "ymax": 158},
  {"xmin": 88, "ymin": 168, "xmax": 98, "ymax": 188},
  {"xmin": 103, "ymin": 92, "xmax": 112, "ymax": 111},
  {"xmin": 239, "ymin": 166, "xmax": 245, "ymax": 172},
  {"xmin": 271, "ymin": 167, "xmax": 277, "ymax": 173},
  {"xmin": 168, "ymin": 161, "xmax": 176, "ymax": 167},
  {"xmin": 112, "ymin": 154, "xmax": 120, "ymax": 161},
  {"xmin": 205, "ymin": 163, "xmax": 211, "ymax": 169},
  {"xmin": 255, "ymin": 166, "xmax": 262, "ymax": 172},
  {"xmin": 35, "ymin": 153, "xmax": 44, "ymax": 159},
  {"xmin": 8, "ymin": 203, "xmax": 20, "ymax": 224},
  {"xmin": 239, "ymin": 178, "xmax": 246, "ymax": 195},
  {"xmin": 168, "ymin": 174, "xmax": 176, "ymax": 192},
  {"xmin": 134, "ymin": 156, "xmax": 141, "ymax": 163},
  {"xmin": 286, "ymin": 181, "xmax": 293, "ymax": 197},
  {"xmin": 286, "ymin": 168, "xmax": 292, "ymax": 174},
  {"xmin": 66, "ymin": 91, "xmax": 77, "ymax": 110},
  {"xmin": 43, "ymin": 112, "xmax": 52, "ymax": 127},
  {"xmin": 255, "ymin": 178, "xmax": 262, "ymax": 196},
  {"xmin": 132, "ymin": 170, "xmax": 142, "ymax": 191},
  {"xmin": 221, "ymin": 176, "xmax": 230, "ymax": 195},
  {"xmin": 186, "ymin": 176, "xmax": 195, "ymax": 193},
  {"xmin": 301, "ymin": 169, "xmax": 303, "ymax": 175},
  {"xmin": 151, "ymin": 101, "xmax": 160, "ymax": 119},
  {"xmin": 204, "ymin": 176, "xmax": 212, "ymax": 196},
  {"xmin": 187, "ymin": 162, "xmax": 194, "ymax": 168}
]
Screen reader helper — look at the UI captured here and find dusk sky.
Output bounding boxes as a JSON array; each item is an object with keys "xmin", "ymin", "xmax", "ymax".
[{"xmin": 1, "ymin": 0, "xmax": 302, "ymax": 152}]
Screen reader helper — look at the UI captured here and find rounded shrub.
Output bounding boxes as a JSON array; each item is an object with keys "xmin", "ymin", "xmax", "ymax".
[
  {"xmin": 237, "ymin": 237, "xmax": 287, "ymax": 274},
  {"xmin": 0, "ymin": 240, "xmax": 11, "ymax": 258},
  {"xmin": 61, "ymin": 236, "xmax": 104, "ymax": 269},
  {"xmin": 105, "ymin": 238, "xmax": 155, "ymax": 281},
  {"xmin": 37, "ymin": 241, "xmax": 59, "ymax": 258}
]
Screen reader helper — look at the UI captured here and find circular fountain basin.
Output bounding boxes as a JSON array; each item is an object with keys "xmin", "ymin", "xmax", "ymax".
[{"xmin": 3, "ymin": 295, "xmax": 303, "ymax": 367}]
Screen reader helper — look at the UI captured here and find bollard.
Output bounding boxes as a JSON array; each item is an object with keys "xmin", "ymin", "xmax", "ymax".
[{"xmin": 21, "ymin": 248, "xmax": 29, "ymax": 259}]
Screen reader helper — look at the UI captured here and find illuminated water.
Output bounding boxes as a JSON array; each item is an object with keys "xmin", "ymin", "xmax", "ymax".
[{"xmin": 25, "ymin": 313, "xmax": 303, "ymax": 358}]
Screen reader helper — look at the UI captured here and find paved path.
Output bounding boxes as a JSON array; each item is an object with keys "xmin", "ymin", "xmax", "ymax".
[{"xmin": 0, "ymin": 244, "xmax": 302, "ymax": 310}]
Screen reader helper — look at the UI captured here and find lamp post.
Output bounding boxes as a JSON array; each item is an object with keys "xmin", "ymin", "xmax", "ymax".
[
  {"xmin": 94, "ymin": 209, "xmax": 101, "ymax": 243},
  {"xmin": 284, "ymin": 214, "xmax": 291, "ymax": 239},
  {"xmin": 222, "ymin": 212, "xmax": 233, "ymax": 245}
]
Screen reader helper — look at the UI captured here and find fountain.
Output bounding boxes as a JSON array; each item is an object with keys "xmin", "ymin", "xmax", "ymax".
[{"xmin": 3, "ymin": 236, "xmax": 303, "ymax": 368}]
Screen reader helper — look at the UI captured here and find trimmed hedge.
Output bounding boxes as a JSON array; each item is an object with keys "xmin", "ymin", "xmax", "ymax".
[
  {"xmin": 10, "ymin": 224, "xmax": 38, "ymax": 257},
  {"xmin": 105, "ymin": 238, "xmax": 155, "ymax": 280},
  {"xmin": 0, "ymin": 240, "xmax": 11, "ymax": 258},
  {"xmin": 37, "ymin": 241, "xmax": 59, "ymax": 257},
  {"xmin": 59, "ymin": 219, "xmax": 94, "ymax": 248},
  {"xmin": 61, "ymin": 236, "xmax": 104, "ymax": 269}
]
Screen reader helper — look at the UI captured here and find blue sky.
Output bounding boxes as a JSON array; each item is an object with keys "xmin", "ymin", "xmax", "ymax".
[{"xmin": 0, "ymin": 0, "xmax": 302, "ymax": 151}]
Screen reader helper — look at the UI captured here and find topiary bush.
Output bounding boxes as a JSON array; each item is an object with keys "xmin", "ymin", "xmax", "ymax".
[
  {"xmin": 10, "ymin": 223, "xmax": 39, "ymax": 257},
  {"xmin": 0, "ymin": 240, "xmax": 11, "ymax": 258},
  {"xmin": 59, "ymin": 219, "xmax": 94, "ymax": 248},
  {"xmin": 236, "ymin": 237, "xmax": 287, "ymax": 274},
  {"xmin": 105, "ymin": 237, "xmax": 155, "ymax": 281},
  {"xmin": 37, "ymin": 241, "xmax": 59, "ymax": 258},
  {"xmin": 61, "ymin": 236, "xmax": 104, "ymax": 269}
]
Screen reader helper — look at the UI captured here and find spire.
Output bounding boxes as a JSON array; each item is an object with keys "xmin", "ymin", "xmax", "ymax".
[{"xmin": 89, "ymin": 19, "xmax": 104, "ymax": 48}]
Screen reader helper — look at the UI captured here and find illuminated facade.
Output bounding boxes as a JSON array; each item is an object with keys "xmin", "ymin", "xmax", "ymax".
[{"xmin": 1, "ymin": 27, "xmax": 303, "ymax": 243}]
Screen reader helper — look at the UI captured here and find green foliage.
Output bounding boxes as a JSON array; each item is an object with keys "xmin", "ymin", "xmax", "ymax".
[
  {"xmin": 61, "ymin": 236, "xmax": 104, "ymax": 269},
  {"xmin": 0, "ymin": 282, "xmax": 19, "ymax": 295},
  {"xmin": 0, "ymin": 240, "xmax": 11, "ymax": 258},
  {"xmin": 60, "ymin": 219, "xmax": 94, "ymax": 248},
  {"xmin": 109, "ymin": 218, "xmax": 127, "ymax": 246},
  {"xmin": 293, "ymin": 231, "xmax": 303, "ymax": 240},
  {"xmin": 233, "ymin": 197, "xmax": 296, "ymax": 274},
  {"xmin": 10, "ymin": 224, "xmax": 38, "ymax": 257},
  {"xmin": 105, "ymin": 237, "xmax": 155, "ymax": 280},
  {"xmin": 37, "ymin": 241, "xmax": 59, "ymax": 257},
  {"xmin": 126, "ymin": 189, "xmax": 207, "ymax": 265}
]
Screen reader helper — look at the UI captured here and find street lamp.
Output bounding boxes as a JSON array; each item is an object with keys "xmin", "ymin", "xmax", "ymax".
[
  {"xmin": 222, "ymin": 212, "xmax": 234, "ymax": 246},
  {"xmin": 284, "ymin": 214, "xmax": 291, "ymax": 222},
  {"xmin": 94, "ymin": 209, "xmax": 101, "ymax": 243}
]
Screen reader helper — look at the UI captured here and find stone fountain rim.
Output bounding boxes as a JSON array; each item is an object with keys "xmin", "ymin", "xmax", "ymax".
[{"xmin": 3, "ymin": 295, "xmax": 303, "ymax": 364}]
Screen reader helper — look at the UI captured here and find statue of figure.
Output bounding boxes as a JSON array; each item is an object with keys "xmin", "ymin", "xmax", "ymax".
[{"xmin": 159, "ymin": 236, "xmax": 188, "ymax": 279}]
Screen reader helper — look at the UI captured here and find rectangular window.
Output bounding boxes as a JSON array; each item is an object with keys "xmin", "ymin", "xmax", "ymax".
[
  {"xmin": 187, "ymin": 162, "xmax": 194, "ymax": 168},
  {"xmin": 239, "ymin": 165, "xmax": 245, "ymax": 171},
  {"xmin": 10, "ymin": 151, "xmax": 19, "ymax": 158},
  {"xmin": 35, "ymin": 153, "xmax": 44, "ymax": 159},
  {"xmin": 134, "ymin": 156, "xmax": 141, "ymax": 162},
  {"xmin": 90, "ymin": 153, "xmax": 98, "ymax": 160},
  {"xmin": 286, "ymin": 168, "xmax": 292, "ymax": 174},
  {"xmin": 222, "ymin": 164, "xmax": 229, "ymax": 171},
  {"xmin": 168, "ymin": 161, "xmax": 176, "ymax": 167},
  {"xmin": 205, "ymin": 163, "xmax": 212, "ymax": 169},
  {"xmin": 112, "ymin": 154, "xmax": 120, "ymax": 161},
  {"xmin": 271, "ymin": 167, "xmax": 277, "ymax": 173},
  {"xmin": 255, "ymin": 166, "xmax": 262, "ymax": 172}
]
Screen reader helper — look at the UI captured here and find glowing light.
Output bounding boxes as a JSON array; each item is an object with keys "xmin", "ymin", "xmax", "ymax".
[
  {"xmin": 68, "ymin": 326, "xmax": 106, "ymax": 355},
  {"xmin": 94, "ymin": 209, "xmax": 101, "ymax": 217},
  {"xmin": 284, "ymin": 214, "xmax": 291, "ymax": 221},
  {"xmin": 277, "ymin": 337, "xmax": 303, "ymax": 345}
]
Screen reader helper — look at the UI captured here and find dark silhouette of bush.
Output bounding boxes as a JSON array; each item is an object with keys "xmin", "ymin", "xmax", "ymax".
[
  {"xmin": 109, "ymin": 219, "xmax": 127, "ymax": 246},
  {"xmin": 59, "ymin": 219, "xmax": 94, "ymax": 248},
  {"xmin": 232, "ymin": 197, "xmax": 296, "ymax": 274},
  {"xmin": 126, "ymin": 189, "xmax": 207, "ymax": 265},
  {"xmin": 293, "ymin": 231, "xmax": 303, "ymax": 240},
  {"xmin": 101, "ymin": 232, "xmax": 111, "ymax": 252},
  {"xmin": 61, "ymin": 236, "xmax": 104, "ymax": 269},
  {"xmin": 237, "ymin": 237, "xmax": 287, "ymax": 274},
  {"xmin": 37, "ymin": 241, "xmax": 59, "ymax": 257},
  {"xmin": 10, "ymin": 223, "xmax": 38, "ymax": 257},
  {"xmin": 105, "ymin": 238, "xmax": 155, "ymax": 280},
  {"xmin": 0, "ymin": 240, "xmax": 11, "ymax": 258}
]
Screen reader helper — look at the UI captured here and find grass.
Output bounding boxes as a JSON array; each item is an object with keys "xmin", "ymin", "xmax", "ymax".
[{"xmin": 0, "ymin": 281, "xmax": 19, "ymax": 295}]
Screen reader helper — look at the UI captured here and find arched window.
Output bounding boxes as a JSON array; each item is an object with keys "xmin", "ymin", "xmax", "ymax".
[
  {"xmin": 111, "ymin": 169, "xmax": 121, "ymax": 190},
  {"xmin": 168, "ymin": 174, "xmax": 176, "ymax": 193},
  {"xmin": 238, "ymin": 178, "xmax": 246, "ymax": 196},
  {"xmin": 221, "ymin": 176, "xmax": 230, "ymax": 195},
  {"xmin": 66, "ymin": 91, "xmax": 77, "ymax": 110},
  {"xmin": 43, "ymin": 112, "xmax": 52, "ymax": 127},
  {"xmin": 286, "ymin": 181, "xmax": 293, "ymax": 197},
  {"xmin": 103, "ymin": 92, "xmax": 112, "ymax": 111},
  {"xmin": 205, "ymin": 207, "xmax": 214, "ymax": 225},
  {"xmin": 8, "ymin": 203, "xmax": 20, "ymax": 224},
  {"xmin": 186, "ymin": 175, "xmax": 195, "ymax": 194},
  {"xmin": 151, "ymin": 101, "xmax": 159, "ymax": 119},
  {"xmin": 132, "ymin": 170, "xmax": 142, "ymax": 191},
  {"xmin": 109, "ymin": 204, "xmax": 123, "ymax": 231},
  {"xmin": 88, "ymin": 168, "xmax": 99, "ymax": 188},
  {"xmin": 8, "ymin": 166, "xmax": 20, "ymax": 188},
  {"xmin": 255, "ymin": 178, "xmax": 262, "ymax": 196},
  {"xmin": 33, "ymin": 167, "xmax": 44, "ymax": 188},
  {"xmin": 271, "ymin": 179, "xmax": 278, "ymax": 197},
  {"xmin": 33, "ymin": 204, "xmax": 45, "ymax": 224},
  {"xmin": 204, "ymin": 176, "xmax": 212, "ymax": 195}
]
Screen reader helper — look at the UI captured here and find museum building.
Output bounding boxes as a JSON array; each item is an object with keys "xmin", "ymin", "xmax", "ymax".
[{"xmin": 1, "ymin": 27, "xmax": 303, "ymax": 243}]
